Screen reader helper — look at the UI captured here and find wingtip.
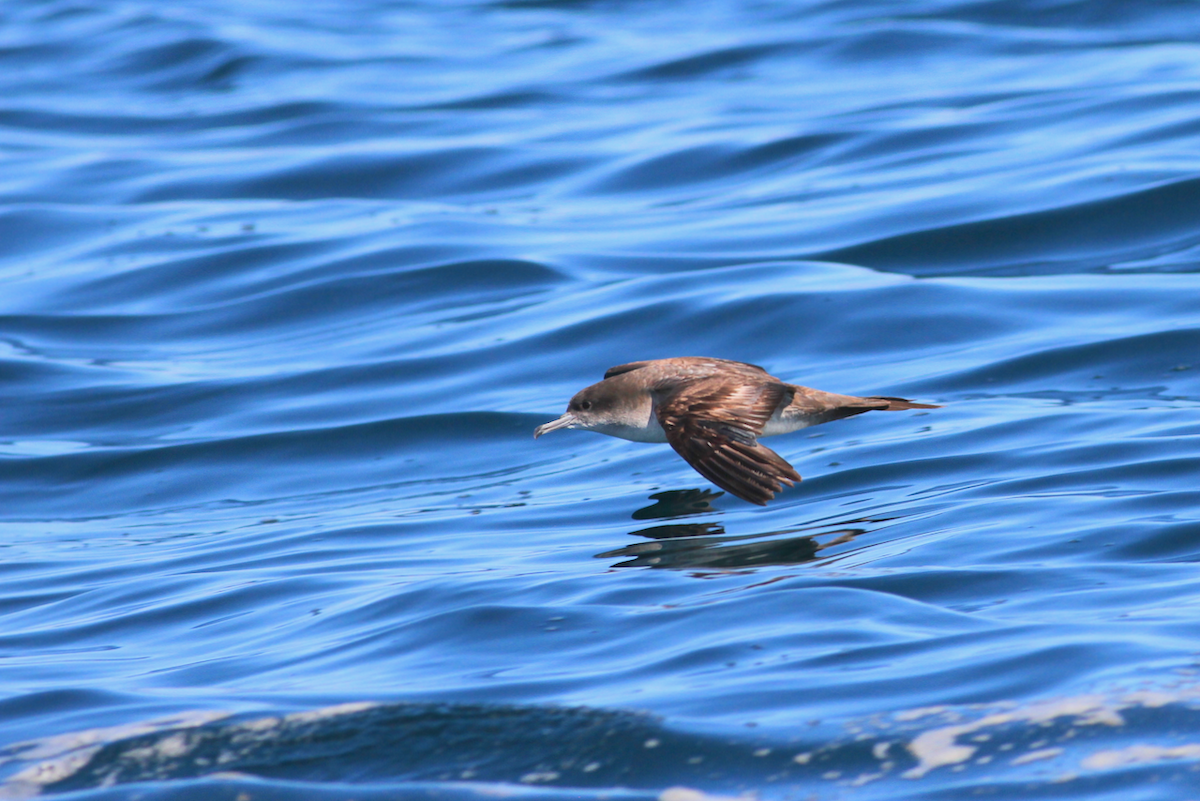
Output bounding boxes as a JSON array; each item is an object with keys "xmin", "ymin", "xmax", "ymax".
[{"xmin": 869, "ymin": 396, "xmax": 941, "ymax": 411}]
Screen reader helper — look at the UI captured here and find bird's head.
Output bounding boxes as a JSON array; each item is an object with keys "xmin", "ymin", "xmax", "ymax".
[{"xmin": 533, "ymin": 382, "xmax": 622, "ymax": 438}]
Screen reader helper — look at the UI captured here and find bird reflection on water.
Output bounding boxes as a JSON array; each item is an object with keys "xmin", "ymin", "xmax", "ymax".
[
  {"xmin": 631, "ymin": 488, "xmax": 726, "ymax": 520},
  {"xmin": 597, "ymin": 489, "xmax": 886, "ymax": 570}
]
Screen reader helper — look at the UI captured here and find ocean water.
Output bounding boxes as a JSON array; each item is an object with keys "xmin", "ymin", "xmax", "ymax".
[{"xmin": 3, "ymin": 0, "xmax": 1200, "ymax": 798}]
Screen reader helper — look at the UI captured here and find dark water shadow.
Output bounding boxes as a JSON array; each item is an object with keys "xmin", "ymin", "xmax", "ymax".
[
  {"xmin": 14, "ymin": 690, "xmax": 1200, "ymax": 799},
  {"xmin": 0, "ymin": 701, "xmax": 808, "ymax": 796}
]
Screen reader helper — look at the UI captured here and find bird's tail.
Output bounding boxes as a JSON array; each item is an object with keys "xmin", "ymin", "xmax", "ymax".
[{"xmin": 868, "ymin": 396, "xmax": 940, "ymax": 410}]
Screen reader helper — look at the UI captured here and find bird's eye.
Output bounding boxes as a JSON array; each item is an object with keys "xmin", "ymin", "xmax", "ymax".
[{"xmin": 580, "ymin": 400, "xmax": 592, "ymax": 411}]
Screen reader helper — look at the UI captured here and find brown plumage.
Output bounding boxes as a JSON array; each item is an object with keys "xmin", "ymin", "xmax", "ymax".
[{"xmin": 535, "ymin": 357, "xmax": 938, "ymax": 505}]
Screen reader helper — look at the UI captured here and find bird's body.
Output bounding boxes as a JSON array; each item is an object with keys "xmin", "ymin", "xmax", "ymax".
[{"xmin": 534, "ymin": 357, "xmax": 938, "ymax": 505}]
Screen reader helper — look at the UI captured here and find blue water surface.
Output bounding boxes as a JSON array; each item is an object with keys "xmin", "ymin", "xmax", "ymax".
[{"xmin": 3, "ymin": 0, "xmax": 1200, "ymax": 798}]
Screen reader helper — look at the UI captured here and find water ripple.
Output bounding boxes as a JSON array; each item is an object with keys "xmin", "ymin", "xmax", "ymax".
[{"xmin": 4, "ymin": 0, "xmax": 1200, "ymax": 798}]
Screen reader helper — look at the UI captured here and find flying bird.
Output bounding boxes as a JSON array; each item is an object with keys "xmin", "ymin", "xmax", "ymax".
[{"xmin": 534, "ymin": 357, "xmax": 938, "ymax": 505}]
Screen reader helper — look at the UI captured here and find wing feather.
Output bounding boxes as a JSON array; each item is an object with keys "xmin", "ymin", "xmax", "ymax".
[
  {"xmin": 605, "ymin": 357, "xmax": 771, "ymax": 381},
  {"xmin": 604, "ymin": 361, "xmax": 653, "ymax": 379},
  {"xmin": 654, "ymin": 376, "xmax": 801, "ymax": 505}
]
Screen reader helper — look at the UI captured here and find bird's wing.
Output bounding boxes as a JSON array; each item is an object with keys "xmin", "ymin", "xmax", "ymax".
[
  {"xmin": 604, "ymin": 357, "xmax": 770, "ymax": 381},
  {"xmin": 784, "ymin": 386, "xmax": 940, "ymax": 427},
  {"xmin": 604, "ymin": 361, "xmax": 653, "ymax": 379},
  {"xmin": 653, "ymin": 377, "xmax": 800, "ymax": 505}
]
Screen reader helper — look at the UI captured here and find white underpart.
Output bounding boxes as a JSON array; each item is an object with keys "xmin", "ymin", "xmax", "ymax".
[
  {"xmin": 588, "ymin": 395, "xmax": 812, "ymax": 443},
  {"xmin": 591, "ymin": 412, "xmax": 668, "ymax": 443},
  {"xmin": 761, "ymin": 403, "xmax": 813, "ymax": 437}
]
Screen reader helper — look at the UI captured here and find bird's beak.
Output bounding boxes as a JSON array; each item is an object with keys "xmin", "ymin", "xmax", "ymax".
[{"xmin": 533, "ymin": 413, "xmax": 578, "ymax": 438}]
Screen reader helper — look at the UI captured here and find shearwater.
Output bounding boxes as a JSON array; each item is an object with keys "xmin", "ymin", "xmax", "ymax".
[{"xmin": 534, "ymin": 357, "xmax": 939, "ymax": 505}]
